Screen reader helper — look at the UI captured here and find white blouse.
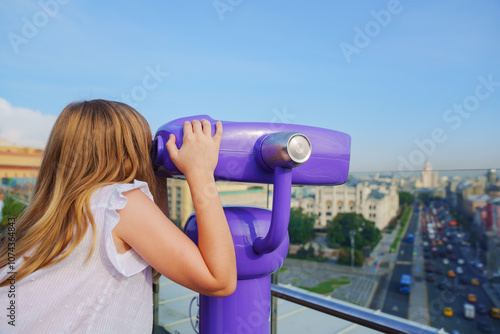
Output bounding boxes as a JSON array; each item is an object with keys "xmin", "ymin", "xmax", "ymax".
[{"xmin": 0, "ymin": 180, "xmax": 154, "ymax": 333}]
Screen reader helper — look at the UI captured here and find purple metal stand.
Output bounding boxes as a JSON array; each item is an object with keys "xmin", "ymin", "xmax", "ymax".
[{"xmin": 184, "ymin": 169, "xmax": 292, "ymax": 334}]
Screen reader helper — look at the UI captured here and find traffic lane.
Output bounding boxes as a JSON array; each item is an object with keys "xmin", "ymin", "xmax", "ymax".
[
  {"xmin": 425, "ymin": 205, "xmax": 499, "ymax": 332},
  {"xmin": 398, "ymin": 242, "xmax": 414, "ymax": 263},
  {"xmin": 452, "ymin": 241, "xmax": 492, "ymax": 309},
  {"xmin": 382, "ymin": 263, "xmax": 411, "ymax": 319},
  {"xmin": 399, "ymin": 210, "xmax": 419, "ymax": 262},
  {"xmin": 427, "ymin": 276, "xmax": 478, "ymax": 333},
  {"xmin": 427, "ymin": 267, "xmax": 500, "ymax": 333},
  {"xmin": 407, "ymin": 207, "xmax": 418, "ymax": 234},
  {"xmin": 381, "ymin": 208, "xmax": 418, "ymax": 318},
  {"xmin": 439, "ymin": 285, "xmax": 499, "ymax": 333}
]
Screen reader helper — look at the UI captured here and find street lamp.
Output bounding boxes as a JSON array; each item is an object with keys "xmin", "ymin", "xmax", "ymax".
[{"xmin": 349, "ymin": 230, "xmax": 356, "ymax": 269}]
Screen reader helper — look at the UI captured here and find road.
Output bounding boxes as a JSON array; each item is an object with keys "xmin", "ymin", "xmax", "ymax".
[
  {"xmin": 424, "ymin": 220, "xmax": 500, "ymax": 333},
  {"xmin": 381, "ymin": 205, "xmax": 419, "ymax": 319},
  {"xmin": 285, "ymin": 201, "xmax": 500, "ymax": 333}
]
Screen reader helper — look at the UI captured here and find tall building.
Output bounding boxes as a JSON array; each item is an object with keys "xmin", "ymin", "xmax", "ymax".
[
  {"xmin": 415, "ymin": 161, "xmax": 439, "ymax": 189},
  {"xmin": 489, "ymin": 198, "xmax": 500, "ymax": 238},
  {"xmin": 487, "ymin": 169, "xmax": 498, "ymax": 187},
  {"xmin": 166, "ymin": 179, "xmax": 269, "ymax": 228},
  {"xmin": 466, "ymin": 194, "xmax": 490, "ymax": 219},
  {"xmin": 455, "ymin": 179, "xmax": 487, "ymax": 216},
  {"xmin": 166, "ymin": 178, "xmax": 192, "ymax": 228},
  {"xmin": 0, "ymin": 142, "xmax": 42, "ymax": 179},
  {"xmin": 0, "ymin": 142, "xmax": 42, "ymax": 202},
  {"xmin": 486, "ymin": 169, "xmax": 500, "ymax": 198}
]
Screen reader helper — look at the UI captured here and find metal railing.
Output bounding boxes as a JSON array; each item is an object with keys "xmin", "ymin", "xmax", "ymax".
[{"xmin": 270, "ymin": 284, "xmax": 446, "ymax": 334}]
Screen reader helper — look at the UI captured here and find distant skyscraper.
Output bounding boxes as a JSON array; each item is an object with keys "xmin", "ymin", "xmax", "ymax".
[
  {"xmin": 487, "ymin": 169, "xmax": 497, "ymax": 186},
  {"xmin": 415, "ymin": 161, "xmax": 439, "ymax": 189}
]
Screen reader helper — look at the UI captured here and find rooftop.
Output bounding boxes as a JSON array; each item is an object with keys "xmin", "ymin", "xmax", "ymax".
[{"xmin": 156, "ymin": 276, "xmax": 444, "ymax": 334}]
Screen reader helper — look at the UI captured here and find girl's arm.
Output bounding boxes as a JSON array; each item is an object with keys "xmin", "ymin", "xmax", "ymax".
[{"xmin": 114, "ymin": 120, "xmax": 237, "ymax": 297}]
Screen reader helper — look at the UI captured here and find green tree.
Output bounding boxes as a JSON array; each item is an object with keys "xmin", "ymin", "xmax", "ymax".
[
  {"xmin": 288, "ymin": 207, "xmax": 316, "ymax": 245},
  {"xmin": 326, "ymin": 212, "xmax": 359, "ymax": 248},
  {"xmin": 398, "ymin": 191, "xmax": 413, "ymax": 206},
  {"xmin": 1, "ymin": 197, "xmax": 27, "ymax": 228},
  {"xmin": 360, "ymin": 220, "xmax": 382, "ymax": 249},
  {"xmin": 326, "ymin": 213, "xmax": 381, "ymax": 251}
]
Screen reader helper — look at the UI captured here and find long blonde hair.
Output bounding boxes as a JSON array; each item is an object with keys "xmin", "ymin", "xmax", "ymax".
[{"xmin": 0, "ymin": 100, "xmax": 156, "ymax": 286}]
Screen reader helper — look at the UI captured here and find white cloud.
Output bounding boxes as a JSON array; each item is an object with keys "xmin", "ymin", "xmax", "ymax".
[{"xmin": 0, "ymin": 98, "xmax": 57, "ymax": 149}]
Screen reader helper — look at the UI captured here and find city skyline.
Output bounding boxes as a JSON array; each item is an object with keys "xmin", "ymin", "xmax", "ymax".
[{"xmin": 1, "ymin": 1, "xmax": 499, "ymax": 173}]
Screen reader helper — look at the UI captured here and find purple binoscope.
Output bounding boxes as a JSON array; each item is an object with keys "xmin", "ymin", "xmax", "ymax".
[
  {"xmin": 152, "ymin": 115, "xmax": 351, "ymax": 333},
  {"xmin": 152, "ymin": 115, "xmax": 350, "ymax": 185}
]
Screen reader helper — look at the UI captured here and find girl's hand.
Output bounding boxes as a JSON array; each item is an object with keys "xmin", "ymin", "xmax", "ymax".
[{"xmin": 165, "ymin": 119, "xmax": 222, "ymax": 181}]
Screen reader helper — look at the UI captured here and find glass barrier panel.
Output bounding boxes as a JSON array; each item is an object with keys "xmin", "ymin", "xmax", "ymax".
[{"xmin": 3, "ymin": 168, "xmax": 500, "ymax": 334}]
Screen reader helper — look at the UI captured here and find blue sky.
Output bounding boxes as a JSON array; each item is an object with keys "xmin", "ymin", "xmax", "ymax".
[{"xmin": 1, "ymin": 0, "xmax": 499, "ymax": 173}]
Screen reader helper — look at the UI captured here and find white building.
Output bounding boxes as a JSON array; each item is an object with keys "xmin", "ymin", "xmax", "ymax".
[{"xmin": 292, "ymin": 178, "xmax": 399, "ymax": 230}]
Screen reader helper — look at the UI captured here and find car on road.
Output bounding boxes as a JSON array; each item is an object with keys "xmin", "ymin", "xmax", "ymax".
[
  {"xmin": 425, "ymin": 267, "xmax": 434, "ymax": 273},
  {"xmin": 477, "ymin": 304, "xmax": 488, "ymax": 315},
  {"xmin": 442, "ymin": 258, "xmax": 450, "ymax": 265},
  {"xmin": 457, "ymin": 258, "xmax": 465, "ymax": 265},
  {"xmin": 436, "ymin": 268, "xmax": 444, "ymax": 275},
  {"xmin": 438, "ymin": 281, "xmax": 447, "ymax": 290},
  {"xmin": 477, "ymin": 320, "xmax": 492, "ymax": 333},
  {"xmin": 464, "ymin": 303, "xmax": 475, "ymax": 319},
  {"xmin": 459, "ymin": 276, "xmax": 468, "ymax": 285},
  {"xmin": 443, "ymin": 306, "xmax": 453, "ymax": 317},
  {"xmin": 468, "ymin": 293, "xmax": 477, "ymax": 303},
  {"xmin": 448, "ymin": 270, "xmax": 456, "ymax": 278},
  {"xmin": 426, "ymin": 275, "xmax": 436, "ymax": 282},
  {"xmin": 471, "ymin": 278, "xmax": 480, "ymax": 286},
  {"xmin": 491, "ymin": 307, "xmax": 500, "ymax": 319},
  {"xmin": 456, "ymin": 266, "xmax": 464, "ymax": 275},
  {"xmin": 399, "ymin": 274, "xmax": 411, "ymax": 294}
]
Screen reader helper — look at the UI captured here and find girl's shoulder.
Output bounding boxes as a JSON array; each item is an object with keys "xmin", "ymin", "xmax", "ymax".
[
  {"xmin": 93, "ymin": 180, "xmax": 154, "ymax": 277},
  {"xmin": 92, "ymin": 180, "xmax": 154, "ymax": 206}
]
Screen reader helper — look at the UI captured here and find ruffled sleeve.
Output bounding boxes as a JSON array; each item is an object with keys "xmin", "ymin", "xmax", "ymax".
[{"xmin": 103, "ymin": 180, "xmax": 154, "ymax": 277}]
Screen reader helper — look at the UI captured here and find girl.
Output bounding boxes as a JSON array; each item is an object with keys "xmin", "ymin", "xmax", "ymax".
[{"xmin": 0, "ymin": 100, "xmax": 237, "ymax": 333}]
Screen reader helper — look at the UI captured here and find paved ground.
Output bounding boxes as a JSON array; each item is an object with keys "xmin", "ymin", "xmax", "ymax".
[
  {"xmin": 278, "ymin": 258, "xmax": 377, "ymax": 307},
  {"xmin": 278, "ymin": 221, "xmax": 404, "ymax": 309}
]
